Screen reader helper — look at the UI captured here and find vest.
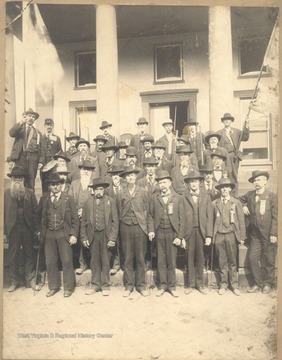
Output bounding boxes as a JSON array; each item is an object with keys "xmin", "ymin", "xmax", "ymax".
[
  {"xmin": 121, "ymin": 202, "xmax": 138, "ymax": 225},
  {"xmin": 93, "ymin": 199, "xmax": 106, "ymax": 232},
  {"xmin": 218, "ymin": 200, "xmax": 233, "ymax": 233},
  {"xmin": 159, "ymin": 201, "xmax": 171, "ymax": 229},
  {"xmin": 46, "ymin": 198, "xmax": 64, "ymax": 230}
]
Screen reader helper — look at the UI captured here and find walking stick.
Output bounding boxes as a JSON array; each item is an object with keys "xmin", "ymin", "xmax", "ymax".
[
  {"xmin": 210, "ymin": 241, "xmax": 214, "ymax": 289},
  {"xmin": 33, "ymin": 246, "xmax": 41, "ymax": 296}
]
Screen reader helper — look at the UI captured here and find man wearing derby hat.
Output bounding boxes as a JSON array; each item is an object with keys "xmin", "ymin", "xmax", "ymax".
[
  {"xmin": 129, "ymin": 117, "xmax": 150, "ymax": 153},
  {"xmin": 183, "ymin": 119, "xmax": 205, "ymax": 166},
  {"xmin": 91, "ymin": 135, "xmax": 107, "ymax": 170},
  {"xmin": 157, "ymin": 119, "xmax": 177, "ymax": 162},
  {"xmin": 69, "ymin": 160, "xmax": 96, "ymax": 274},
  {"xmin": 99, "ymin": 121, "xmax": 117, "ymax": 145},
  {"xmin": 80, "ymin": 178, "xmax": 119, "ymax": 296},
  {"xmin": 137, "ymin": 157, "xmax": 160, "ymax": 197},
  {"xmin": 38, "ymin": 173, "xmax": 79, "ymax": 298},
  {"xmin": 117, "ymin": 165, "xmax": 149, "ymax": 297},
  {"xmin": 117, "ymin": 141, "xmax": 128, "ymax": 164},
  {"xmin": 100, "ymin": 141, "xmax": 119, "ymax": 177},
  {"xmin": 182, "ymin": 170, "xmax": 213, "ymax": 295},
  {"xmin": 66, "ymin": 132, "xmax": 80, "ymax": 159},
  {"xmin": 125, "ymin": 146, "xmax": 145, "ymax": 179},
  {"xmin": 240, "ymin": 171, "xmax": 277, "ymax": 294},
  {"xmin": 217, "ymin": 112, "xmax": 250, "ymax": 183},
  {"xmin": 69, "ymin": 138, "xmax": 99, "ymax": 182},
  {"xmin": 210, "ymin": 148, "xmax": 231, "ymax": 184},
  {"xmin": 4, "ymin": 166, "xmax": 40, "ymax": 292},
  {"xmin": 9, "ymin": 108, "xmax": 42, "ymax": 190},
  {"xmin": 212, "ymin": 178, "xmax": 245, "ymax": 296},
  {"xmin": 199, "ymin": 163, "xmax": 220, "ymax": 201},
  {"xmin": 137, "ymin": 134, "xmax": 154, "ymax": 167},
  {"xmin": 148, "ymin": 170, "xmax": 185, "ymax": 298},
  {"xmin": 56, "ymin": 166, "xmax": 71, "ymax": 193},
  {"xmin": 152, "ymin": 141, "xmax": 173, "ymax": 174}
]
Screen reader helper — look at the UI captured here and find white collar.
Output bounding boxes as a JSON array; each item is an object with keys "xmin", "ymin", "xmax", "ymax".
[{"xmin": 50, "ymin": 191, "xmax": 62, "ymax": 200}]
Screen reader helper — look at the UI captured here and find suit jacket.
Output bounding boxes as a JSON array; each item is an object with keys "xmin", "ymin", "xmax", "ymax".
[
  {"xmin": 137, "ymin": 176, "xmax": 160, "ymax": 197},
  {"xmin": 203, "ymin": 146, "xmax": 232, "ymax": 173},
  {"xmin": 182, "ymin": 190, "xmax": 213, "ymax": 240},
  {"xmin": 156, "ymin": 156, "xmax": 173, "ymax": 174},
  {"xmin": 80, "ymin": 195, "xmax": 119, "ymax": 245},
  {"xmin": 148, "ymin": 191, "xmax": 185, "ymax": 239},
  {"xmin": 239, "ymin": 189, "xmax": 277, "ymax": 241},
  {"xmin": 66, "ymin": 147, "xmax": 79, "ymax": 160},
  {"xmin": 38, "ymin": 192, "xmax": 79, "ymax": 242},
  {"xmin": 69, "ymin": 179, "xmax": 92, "ymax": 208},
  {"xmin": 217, "ymin": 126, "xmax": 249, "ymax": 156},
  {"xmin": 212, "ymin": 197, "xmax": 246, "ymax": 243},
  {"xmin": 158, "ymin": 134, "xmax": 177, "ymax": 161},
  {"xmin": 39, "ymin": 133, "xmax": 62, "ymax": 165},
  {"xmin": 69, "ymin": 154, "xmax": 100, "ymax": 182},
  {"xmin": 4, "ymin": 188, "xmax": 39, "ymax": 237},
  {"xmin": 129, "ymin": 133, "xmax": 150, "ymax": 152},
  {"xmin": 188, "ymin": 133, "xmax": 205, "ymax": 164},
  {"xmin": 9, "ymin": 122, "xmax": 42, "ymax": 161},
  {"xmin": 117, "ymin": 185, "xmax": 149, "ymax": 235},
  {"xmin": 171, "ymin": 164, "xmax": 197, "ymax": 195}
]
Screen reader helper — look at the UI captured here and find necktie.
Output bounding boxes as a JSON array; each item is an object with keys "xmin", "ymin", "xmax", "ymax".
[
  {"xmin": 52, "ymin": 194, "xmax": 58, "ymax": 205},
  {"xmin": 255, "ymin": 194, "xmax": 260, "ymax": 203}
]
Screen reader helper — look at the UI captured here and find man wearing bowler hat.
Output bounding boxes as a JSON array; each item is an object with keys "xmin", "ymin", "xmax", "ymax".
[
  {"xmin": 9, "ymin": 108, "xmax": 42, "ymax": 190},
  {"xmin": 182, "ymin": 170, "xmax": 213, "ymax": 295},
  {"xmin": 99, "ymin": 121, "xmax": 117, "ymax": 145},
  {"xmin": 80, "ymin": 178, "xmax": 119, "ymax": 296},
  {"xmin": 4, "ymin": 166, "xmax": 39, "ymax": 292},
  {"xmin": 148, "ymin": 170, "xmax": 185, "ymax": 297},
  {"xmin": 117, "ymin": 165, "xmax": 149, "ymax": 297},
  {"xmin": 38, "ymin": 173, "xmax": 79, "ymax": 298},
  {"xmin": 240, "ymin": 170, "xmax": 277, "ymax": 294},
  {"xmin": 210, "ymin": 148, "xmax": 231, "ymax": 183},
  {"xmin": 137, "ymin": 134, "xmax": 154, "ymax": 167},
  {"xmin": 66, "ymin": 132, "xmax": 80, "ymax": 159},
  {"xmin": 129, "ymin": 117, "xmax": 150, "ymax": 154},
  {"xmin": 212, "ymin": 178, "xmax": 245, "ymax": 296},
  {"xmin": 200, "ymin": 163, "xmax": 220, "ymax": 201},
  {"xmin": 91, "ymin": 135, "xmax": 107, "ymax": 170},
  {"xmin": 183, "ymin": 119, "xmax": 205, "ymax": 166},
  {"xmin": 152, "ymin": 141, "xmax": 173, "ymax": 174},
  {"xmin": 100, "ymin": 141, "xmax": 119, "ymax": 177},
  {"xmin": 125, "ymin": 146, "xmax": 145, "ymax": 179},
  {"xmin": 217, "ymin": 112, "xmax": 250, "ymax": 183},
  {"xmin": 117, "ymin": 141, "xmax": 128, "ymax": 164},
  {"xmin": 56, "ymin": 166, "xmax": 71, "ymax": 193},
  {"xmin": 158, "ymin": 119, "xmax": 177, "ymax": 162}
]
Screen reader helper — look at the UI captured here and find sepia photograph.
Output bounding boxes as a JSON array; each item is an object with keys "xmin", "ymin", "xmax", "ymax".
[{"xmin": 1, "ymin": 1, "xmax": 280, "ymax": 359}]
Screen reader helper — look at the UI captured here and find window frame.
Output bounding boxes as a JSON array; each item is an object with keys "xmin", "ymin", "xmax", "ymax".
[{"xmin": 74, "ymin": 50, "xmax": 97, "ymax": 89}]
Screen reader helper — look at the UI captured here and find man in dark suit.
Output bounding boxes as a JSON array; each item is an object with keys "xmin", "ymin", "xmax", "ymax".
[
  {"xmin": 152, "ymin": 141, "xmax": 173, "ymax": 174},
  {"xmin": 217, "ymin": 112, "xmax": 250, "ymax": 182},
  {"xmin": 182, "ymin": 170, "xmax": 213, "ymax": 295},
  {"xmin": 91, "ymin": 135, "xmax": 107, "ymax": 173},
  {"xmin": 183, "ymin": 119, "xmax": 205, "ymax": 167},
  {"xmin": 137, "ymin": 134, "xmax": 154, "ymax": 167},
  {"xmin": 39, "ymin": 118, "xmax": 62, "ymax": 193},
  {"xmin": 100, "ymin": 142, "xmax": 119, "ymax": 178},
  {"xmin": 124, "ymin": 146, "xmax": 145, "ymax": 180},
  {"xmin": 158, "ymin": 119, "xmax": 177, "ymax": 162},
  {"xmin": 9, "ymin": 108, "xmax": 42, "ymax": 190},
  {"xmin": 129, "ymin": 117, "xmax": 150, "ymax": 154},
  {"xmin": 117, "ymin": 166, "xmax": 149, "ymax": 297},
  {"xmin": 148, "ymin": 170, "xmax": 185, "ymax": 297},
  {"xmin": 199, "ymin": 163, "xmax": 220, "ymax": 201},
  {"xmin": 99, "ymin": 121, "xmax": 117, "ymax": 145},
  {"xmin": 239, "ymin": 171, "xmax": 277, "ymax": 294},
  {"xmin": 80, "ymin": 178, "xmax": 119, "ymax": 296},
  {"xmin": 38, "ymin": 173, "xmax": 79, "ymax": 298},
  {"xmin": 65, "ymin": 132, "xmax": 80, "ymax": 159},
  {"xmin": 4, "ymin": 166, "xmax": 39, "ymax": 292},
  {"xmin": 212, "ymin": 178, "xmax": 245, "ymax": 296}
]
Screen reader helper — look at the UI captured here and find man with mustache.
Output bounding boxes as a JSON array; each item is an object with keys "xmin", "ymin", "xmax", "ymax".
[{"xmin": 4, "ymin": 166, "xmax": 39, "ymax": 292}]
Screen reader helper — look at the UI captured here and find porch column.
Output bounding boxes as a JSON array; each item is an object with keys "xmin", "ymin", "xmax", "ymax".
[
  {"xmin": 209, "ymin": 7, "xmax": 233, "ymax": 130},
  {"xmin": 96, "ymin": 4, "xmax": 119, "ymax": 135}
]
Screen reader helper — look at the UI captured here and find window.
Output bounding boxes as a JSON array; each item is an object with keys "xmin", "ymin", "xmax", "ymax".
[
  {"xmin": 75, "ymin": 51, "xmax": 96, "ymax": 87},
  {"xmin": 238, "ymin": 38, "xmax": 268, "ymax": 77},
  {"xmin": 154, "ymin": 44, "xmax": 184, "ymax": 83}
]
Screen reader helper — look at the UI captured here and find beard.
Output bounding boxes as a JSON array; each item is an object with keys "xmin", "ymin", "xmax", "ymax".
[
  {"xmin": 80, "ymin": 174, "xmax": 91, "ymax": 190},
  {"xmin": 10, "ymin": 181, "xmax": 26, "ymax": 201}
]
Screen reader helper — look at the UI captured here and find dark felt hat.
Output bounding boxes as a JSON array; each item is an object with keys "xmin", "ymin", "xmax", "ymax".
[
  {"xmin": 221, "ymin": 113, "xmax": 234, "ymax": 122},
  {"xmin": 136, "ymin": 117, "xmax": 148, "ymax": 125},
  {"xmin": 143, "ymin": 157, "xmax": 159, "ymax": 166},
  {"xmin": 93, "ymin": 134, "xmax": 107, "ymax": 143},
  {"xmin": 66, "ymin": 132, "xmax": 80, "ymax": 141},
  {"xmin": 184, "ymin": 119, "xmax": 198, "ymax": 126},
  {"xmin": 107, "ymin": 162, "xmax": 125, "ymax": 174},
  {"xmin": 125, "ymin": 146, "xmax": 138, "ymax": 156},
  {"xmin": 23, "ymin": 108, "xmax": 39, "ymax": 120},
  {"xmin": 117, "ymin": 141, "xmax": 128, "ymax": 149},
  {"xmin": 184, "ymin": 170, "xmax": 204, "ymax": 182},
  {"xmin": 53, "ymin": 151, "xmax": 71, "ymax": 162},
  {"xmin": 176, "ymin": 145, "xmax": 193, "ymax": 154},
  {"xmin": 200, "ymin": 163, "xmax": 214, "ymax": 174},
  {"xmin": 248, "ymin": 170, "xmax": 270, "ymax": 183},
  {"xmin": 78, "ymin": 159, "xmax": 96, "ymax": 170},
  {"xmin": 7, "ymin": 166, "xmax": 28, "ymax": 178},
  {"xmin": 88, "ymin": 177, "xmax": 110, "ymax": 189},
  {"xmin": 140, "ymin": 134, "xmax": 154, "ymax": 143},
  {"xmin": 155, "ymin": 170, "xmax": 172, "ymax": 182},
  {"xmin": 152, "ymin": 141, "xmax": 166, "ymax": 150},
  {"xmin": 210, "ymin": 148, "xmax": 227, "ymax": 161},
  {"xmin": 100, "ymin": 121, "xmax": 112, "ymax": 130},
  {"xmin": 215, "ymin": 178, "xmax": 235, "ymax": 190},
  {"xmin": 101, "ymin": 142, "xmax": 118, "ymax": 153},
  {"xmin": 177, "ymin": 135, "xmax": 190, "ymax": 144},
  {"xmin": 75, "ymin": 138, "xmax": 90, "ymax": 149},
  {"xmin": 44, "ymin": 118, "xmax": 54, "ymax": 125},
  {"xmin": 120, "ymin": 165, "xmax": 140, "ymax": 177},
  {"xmin": 45, "ymin": 173, "xmax": 64, "ymax": 184},
  {"xmin": 205, "ymin": 132, "xmax": 221, "ymax": 144}
]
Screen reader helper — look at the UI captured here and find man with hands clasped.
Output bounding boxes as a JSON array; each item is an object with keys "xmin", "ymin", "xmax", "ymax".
[
  {"xmin": 240, "ymin": 171, "xmax": 277, "ymax": 294},
  {"xmin": 148, "ymin": 170, "xmax": 185, "ymax": 298}
]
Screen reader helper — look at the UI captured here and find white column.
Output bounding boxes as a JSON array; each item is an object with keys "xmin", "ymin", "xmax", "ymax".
[
  {"xmin": 96, "ymin": 4, "xmax": 119, "ymax": 135},
  {"xmin": 209, "ymin": 7, "xmax": 233, "ymax": 130}
]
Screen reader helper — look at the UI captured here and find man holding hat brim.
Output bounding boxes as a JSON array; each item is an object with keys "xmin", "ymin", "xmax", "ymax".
[
  {"xmin": 239, "ymin": 170, "xmax": 277, "ymax": 294},
  {"xmin": 148, "ymin": 170, "xmax": 185, "ymax": 297},
  {"xmin": 182, "ymin": 170, "xmax": 213, "ymax": 295},
  {"xmin": 69, "ymin": 159, "xmax": 96, "ymax": 274},
  {"xmin": 116, "ymin": 165, "xmax": 149, "ymax": 297},
  {"xmin": 129, "ymin": 117, "xmax": 150, "ymax": 154},
  {"xmin": 4, "ymin": 166, "xmax": 40, "ymax": 292},
  {"xmin": 212, "ymin": 178, "xmax": 246, "ymax": 296},
  {"xmin": 100, "ymin": 141, "xmax": 119, "ymax": 177},
  {"xmin": 80, "ymin": 178, "xmax": 119, "ymax": 296},
  {"xmin": 66, "ymin": 132, "xmax": 80, "ymax": 159},
  {"xmin": 38, "ymin": 173, "xmax": 79, "ymax": 298},
  {"xmin": 217, "ymin": 112, "xmax": 250, "ymax": 183},
  {"xmin": 99, "ymin": 121, "xmax": 117, "ymax": 145},
  {"xmin": 171, "ymin": 145, "xmax": 198, "ymax": 195},
  {"xmin": 182, "ymin": 119, "xmax": 205, "ymax": 167},
  {"xmin": 69, "ymin": 138, "xmax": 99, "ymax": 182},
  {"xmin": 157, "ymin": 119, "xmax": 177, "ymax": 162},
  {"xmin": 9, "ymin": 108, "xmax": 42, "ymax": 190},
  {"xmin": 152, "ymin": 141, "xmax": 173, "ymax": 173}
]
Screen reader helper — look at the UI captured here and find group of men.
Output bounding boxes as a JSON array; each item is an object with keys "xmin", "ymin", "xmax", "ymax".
[{"xmin": 4, "ymin": 108, "xmax": 277, "ymax": 298}]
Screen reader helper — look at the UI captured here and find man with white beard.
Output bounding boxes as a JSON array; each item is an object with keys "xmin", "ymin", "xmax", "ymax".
[
  {"xmin": 69, "ymin": 160, "xmax": 95, "ymax": 274},
  {"xmin": 4, "ymin": 166, "xmax": 39, "ymax": 292}
]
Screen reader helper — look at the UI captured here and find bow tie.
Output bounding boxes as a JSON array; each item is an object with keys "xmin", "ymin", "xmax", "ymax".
[{"xmin": 190, "ymin": 192, "xmax": 199, "ymax": 197}]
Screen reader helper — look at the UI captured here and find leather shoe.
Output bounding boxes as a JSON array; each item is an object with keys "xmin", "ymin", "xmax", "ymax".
[
  {"xmin": 262, "ymin": 285, "xmax": 272, "ymax": 294},
  {"xmin": 169, "ymin": 289, "xmax": 179, "ymax": 298},
  {"xmin": 64, "ymin": 290, "xmax": 73, "ymax": 298},
  {"xmin": 247, "ymin": 285, "xmax": 260, "ymax": 293},
  {"xmin": 156, "ymin": 289, "xmax": 165, "ymax": 297},
  {"xmin": 75, "ymin": 268, "xmax": 85, "ymax": 275},
  {"xmin": 46, "ymin": 289, "xmax": 59, "ymax": 297},
  {"xmin": 123, "ymin": 289, "xmax": 131, "ymax": 298},
  {"xmin": 184, "ymin": 287, "xmax": 193, "ymax": 295},
  {"xmin": 218, "ymin": 288, "xmax": 226, "ymax": 295},
  {"xmin": 102, "ymin": 289, "xmax": 110, "ymax": 296},
  {"xmin": 110, "ymin": 269, "xmax": 118, "ymax": 275},
  {"xmin": 197, "ymin": 287, "xmax": 208, "ymax": 295},
  {"xmin": 8, "ymin": 284, "xmax": 18, "ymax": 292},
  {"xmin": 233, "ymin": 288, "xmax": 240, "ymax": 296},
  {"xmin": 85, "ymin": 288, "xmax": 96, "ymax": 295},
  {"xmin": 140, "ymin": 289, "xmax": 149, "ymax": 297}
]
